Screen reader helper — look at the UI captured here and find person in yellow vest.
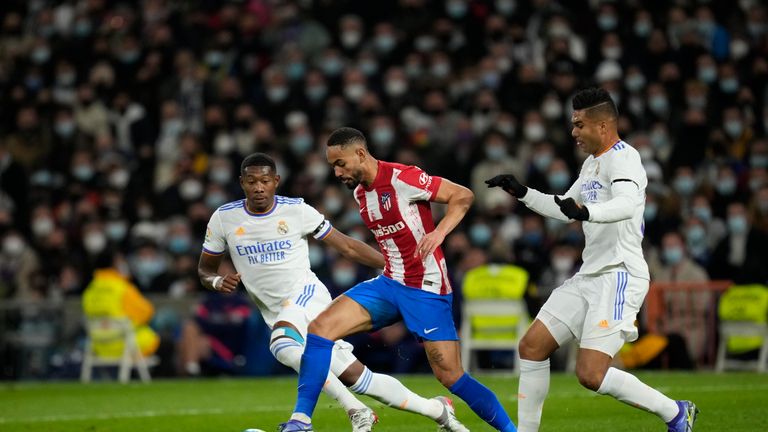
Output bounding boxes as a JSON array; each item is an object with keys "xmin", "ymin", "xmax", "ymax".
[{"xmin": 82, "ymin": 251, "xmax": 160, "ymax": 358}]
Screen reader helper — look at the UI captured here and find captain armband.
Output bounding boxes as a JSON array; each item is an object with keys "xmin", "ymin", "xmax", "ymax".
[{"xmin": 311, "ymin": 219, "xmax": 333, "ymax": 240}]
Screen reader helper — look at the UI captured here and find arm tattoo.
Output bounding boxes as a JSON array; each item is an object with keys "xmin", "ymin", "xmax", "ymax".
[{"xmin": 427, "ymin": 347, "xmax": 445, "ymax": 365}]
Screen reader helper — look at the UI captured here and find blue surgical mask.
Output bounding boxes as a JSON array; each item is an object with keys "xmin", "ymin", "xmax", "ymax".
[
  {"xmin": 548, "ymin": 171, "xmax": 570, "ymax": 190},
  {"xmin": 716, "ymin": 177, "xmax": 737, "ymax": 196},
  {"xmin": 106, "ymin": 221, "xmax": 128, "ymax": 241},
  {"xmin": 485, "ymin": 145, "xmax": 507, "ymax": 161},
  {"xmin": 649, "ymin": 95, "xmax": 669, "ymax": 113},
  {"xmin": 598, "ymin": 14, "xmax": 618, "ymax": 31},
  {"xmin": 321, "ymin": 58, "xmax": 344, "ymax": 76},
  {"xmin": 290, "ymin": 134, "xmax": 313, "ymax": 155},
  {"xmin": 446, "ymin": 0, "xmax": 468, "ymax": 18},
  {"xmin": 287, "ymin": 62, "xmax": 306, "ymax": 80},
  {"xmin": 306, "ymin": 85, "xmax": 327, "ymax": 102},
  {"xmin": 168, "ymin": 236, "xmax": 192, "ymax": 254},
  {"xmin": 73, "ymin": 165, "xmax": 94, "ymax": 181},
  {"xmin": 724, "ymin": 120, "xmax": 743, "ymax": 138},
  {"xmin": 693, "ymin": 206, "xmax": 712, "ymax": 222},
  {"xmin": 698, "ymin": 67, "xmax": 717, "ymax": 84},
  {"xmin": 267, "ymin": 86, "xmax": 289, "ymax": 103},
  {"xmin": 372, "ymin": 127, "xmax": 394, "ymax": 147},
  {"xmin": 634, "ymin": 20, "xmax": 652, "ymax": 37},
  {"xmin": 663, "ymin": 247, "xmax": 684, "ymax": 265},
  {"xmin": 375, "ymin": 35, "xmax": 396, "ymax": 53},
  {"xmin": 674, "ymin": 176, "xmax": 696, "ymax": 195},
  {"xmin": 55, "ymin": 121, "xmax": 76, "ymax": 138},
  {"xmin": 686, "ymin": 225, "xmax": 706, "ymax": 244},
  {"xmin": 720, "ymin": 78, "xmax": 739, "ymax": 93},
  {"xmin": 727, "ymin": 216, "xmax": 748, "ymax": 234},
  {"xmin": 750, "ymin": 155, "xmax": 768, "ymax": 168},
  {"xmin": 206, "ymin": 192, "xmax": 228, "ymax": 209},
  {"xmin": 533, "ymin": 153, "xmax": 553, "ymax": 172},
  {"xmin": 625, "ymin": 74, "xmax": 646, "ymax": 92},
  {"xmin": 135, "ymin": 258, "xmax": 166, "ymax": 278},
  {"xmin": 469, "ymin": 224, "xmax": 493, "ymax": 246}
]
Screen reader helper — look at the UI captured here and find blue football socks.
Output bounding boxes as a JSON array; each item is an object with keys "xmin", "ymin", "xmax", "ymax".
[
  {"xmin": 450, "ymin": 372, "xmax": 517, "ymax": 432},
  {"xmin": 292, "ymin": 334, "xmax": 335, "ymax": 418}
]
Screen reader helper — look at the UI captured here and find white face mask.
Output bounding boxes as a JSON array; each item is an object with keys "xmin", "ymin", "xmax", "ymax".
[
  {"xmin": 83, "ymin": 232, "xmax": 107, "ymax": 254},
  {"xmin": 385, "ymin": 79, "xmax": 408, "ymax": 97},
  {"xmin": 344, "ymin": 84, "xmax": 366, "ymax": 101},
  {"xmin": 109, "ymin": 169, "xmax": 130, "ymax": 189},
  {"xmin": 552, "ymin": 256, "xmax": 574, "ymax": 272},
  {"xmin": 524, "ymin": 123, "xmax": 546, "ymax": 142},
  {"xmin": 2, "ymin": 236, "xmax": 24, "ymax": 256},
  {"xmin": 179, "ymin": 179, "xmax": 204, "ymax": 201},
  {"xmin": 542, "ymin": 100, "xmax": 562, "ymax": 120},
  {"xmin": 32, "ymin": 217, "xmax": 55, "ymax": 237}
]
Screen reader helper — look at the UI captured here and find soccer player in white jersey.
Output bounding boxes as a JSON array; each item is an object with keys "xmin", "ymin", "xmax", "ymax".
[
  {"xmin": 486, "ymin": 88, "xmax": 698, "ymax": 432},
  {"xmin": 198, "ymin": 153, "xmax": 468, "ymax": 432},
  {"xmin": 280, "ymin": 128, "xmax": 517, "ymax": 432}
]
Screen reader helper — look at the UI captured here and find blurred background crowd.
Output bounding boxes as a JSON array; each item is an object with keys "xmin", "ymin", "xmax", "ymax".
[{"xmin": 1, "ymin": 0, "xmax": 768, "ymax": 379}]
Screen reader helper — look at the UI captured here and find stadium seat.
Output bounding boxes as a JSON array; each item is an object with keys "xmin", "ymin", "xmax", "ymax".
[
  {"xmin": 80, "ymin": 317, "xmax": 156, "ymax": 383},
  {"xmin": 715, "ymin": 284, "xmax": 768, "ymax": 373},
  {"xmin": 460, "ymin": 264, "xmax": 530, "ymax": 374}
]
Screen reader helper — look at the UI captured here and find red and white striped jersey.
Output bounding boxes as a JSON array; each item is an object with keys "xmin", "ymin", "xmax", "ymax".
[{"xmin": 353, "ymin": 160, "xmax": 452, "ymax": 295}]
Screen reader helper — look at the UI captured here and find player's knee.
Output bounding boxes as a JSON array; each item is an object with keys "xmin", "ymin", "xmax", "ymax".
[
  {"xmin": 307, "ymin": 317, "xmax": 332, "ymax": 338},
  {"xmin": 433, "ymin": 368, "xmax": 464, "ymax": 388},
  {"xmin": 519, "ymin": 334, "xmax": 546, "ymax": 361},
  {"xmin": 575, "ymin": 366, "xmax": 605, "ymax": 391},
  {"xmin": 269, "ymin": 326, "xmax": 304, "ymax": 370}
]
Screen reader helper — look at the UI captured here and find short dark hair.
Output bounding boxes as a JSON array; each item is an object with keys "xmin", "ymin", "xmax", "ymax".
[
  {"xmin": 572, "ymin": 87, "xmax": 618, "ymax": 120},
  {"xmin": 241, "ymin": 152, "xmax": 276, "ymax": 174},
  {"xmin": 327, "ymin": 127, "xmax": 367, "ymax": 148}
]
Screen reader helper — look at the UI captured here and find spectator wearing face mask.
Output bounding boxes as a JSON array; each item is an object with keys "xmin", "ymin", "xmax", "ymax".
[
  {"xmin": 470, "ymin": 130, "xmax": 523, "ymax": 212},
  {"xmin": 649, "ymin": 231, "xmax": 710, "ymax": 363},
  {"xmin": 709, "ymin": 202, "xmax": 768, "ymax": 284}
]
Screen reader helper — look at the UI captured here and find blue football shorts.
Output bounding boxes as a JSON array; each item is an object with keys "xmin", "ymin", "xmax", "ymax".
[{"xmin": 344, "ymin": 275, "xmax": 458, "ymax": 341}]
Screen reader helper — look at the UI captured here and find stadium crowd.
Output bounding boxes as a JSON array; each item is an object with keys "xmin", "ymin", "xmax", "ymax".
[{"xmin": 1, "ymin": 0, "xmax": 768, "ymax": 377}]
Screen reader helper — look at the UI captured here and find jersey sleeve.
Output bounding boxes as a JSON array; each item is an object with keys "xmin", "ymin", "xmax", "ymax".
[
  {"xmin": 609, "ymin": 148, "xmax": 646, "ymax": 188},
  {"xmin": 301, "ymin": 203, "xmax": 333, "ymax": 240},
  {"xmin": 202, "ymin": 210, "xmax": 227, "ymax": 255},
  {"xmin": 395, "ymin": 165, "xmax": 443, "ymax": 202}
]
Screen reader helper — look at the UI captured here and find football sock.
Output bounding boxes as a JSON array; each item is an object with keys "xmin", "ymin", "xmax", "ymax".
[
  {"xmin": 349, "ymin": 366, "xmax": 443, "ymax": 419},
  {"xmin": 597, "ymin": 367, "xmax": 679, "ymax": 422},
  {"xmin": 292, "ymin": 334, "xmax": 335, "ymax": 419},
  {"xmin": 517, "ymin": 359, "xmax": 550, "ymax": 432},
  {"xmin": 269, "ymin": 336, "xmax": 366, "ymax": 412},
  {"xmin": 450, "ymin": 372, "xmax": 517, "ymax": 431}
]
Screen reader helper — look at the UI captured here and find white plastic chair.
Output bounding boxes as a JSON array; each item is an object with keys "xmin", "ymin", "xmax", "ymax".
[
  {"xmin": 715, "ymin": 321, "xmax": 768, "ymax": 373},
  {"xmin": 460, "ymin": 299, "xmax": 529, "ymax": 374},
  {"xmin": 80, "ymin": 317, "xmax": 154, "ymax": 383}
]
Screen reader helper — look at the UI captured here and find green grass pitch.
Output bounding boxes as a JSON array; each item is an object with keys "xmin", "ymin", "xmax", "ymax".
[{"xmin": 2, "ymin": 372, "xmax": 767, "ymax": 431}]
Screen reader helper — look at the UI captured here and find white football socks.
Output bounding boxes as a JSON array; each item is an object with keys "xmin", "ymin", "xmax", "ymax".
[
  {"xmin": 597, "ymin": 367, "xmax": 679, "ymax": 422},
  {"xmin": 518, "ymin": 358, "xmax": 551, "ymax": 432},
  {"xmin": 269, "ymin": 337, "xmax": 366, "ymax": 413},
  {"xmin": 350, "ymin": 366, "xmax": 444, "ymax": 419}
]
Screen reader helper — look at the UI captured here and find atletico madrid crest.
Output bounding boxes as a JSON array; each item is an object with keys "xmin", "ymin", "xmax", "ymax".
[{"xmin": 380, "ymin": 192, "xmax": 392, "ymax": 211}]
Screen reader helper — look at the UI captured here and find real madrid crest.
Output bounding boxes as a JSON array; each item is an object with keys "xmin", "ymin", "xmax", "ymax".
[{"xmin": 277, "ymin": 220, "xmax": 289, "ymax": 235}]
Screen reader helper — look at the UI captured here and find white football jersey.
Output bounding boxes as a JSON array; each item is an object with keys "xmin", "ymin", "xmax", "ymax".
[
  {"xmin": 202, "ymin": 196, "xmax": 333, "ymax": 325},
  {"xmin": 521, "ymin": 140, "xmax": 650, "ymax": 279}
]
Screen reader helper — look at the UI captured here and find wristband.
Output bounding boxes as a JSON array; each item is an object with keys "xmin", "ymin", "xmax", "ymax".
[{"xmin": 212, "ymin": 276, "xmax": 223, "ymax": 290}]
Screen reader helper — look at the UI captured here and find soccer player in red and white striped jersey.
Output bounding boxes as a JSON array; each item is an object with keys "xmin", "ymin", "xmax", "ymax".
[{"xmin": 280, "ymin": 128, "xmax": 517, "ymax": 432}]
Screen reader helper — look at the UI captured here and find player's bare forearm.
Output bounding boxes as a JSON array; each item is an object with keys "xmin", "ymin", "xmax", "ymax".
[
  {"xmin": 198, "ymin": 252, "xmax": 240, "ymax": 293},
  {"xmin": 433, "ymin": 179, "xmax": 474, "ymax": 237},
  {"xmin": 322, "ymin": 229, "xmax": 385, "ymax": 269}
]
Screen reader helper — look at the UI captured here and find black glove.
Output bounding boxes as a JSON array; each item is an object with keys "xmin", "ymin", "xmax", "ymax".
[
  {"xmin": 554, "ymin": 196, "xmax": 590, "ymax": 221},
  {"xmin": 485, "ymin": 174, "xmax": 528, "ymax": 198}
]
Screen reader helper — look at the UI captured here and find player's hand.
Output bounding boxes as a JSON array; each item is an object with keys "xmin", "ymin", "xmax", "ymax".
[
  {"xmin": 484, "ymin": 174, "xmax": 528, "ymax": 198},
  {"xmin": 554, "ymin": 196, "xmax": 590, "ymax": 221},
  {"xmin": 415, "ymin": 230, "xmax": 445, "ymax": 260},
  {"xmin": 215, "ymin": 273, "xmax": 241, "ymax": 293}
]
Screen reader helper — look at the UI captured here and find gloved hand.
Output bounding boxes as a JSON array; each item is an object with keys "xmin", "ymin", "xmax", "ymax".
[
  {"xmin": 554, "ymin": 196, "xmax": 590, "ymax": 221},
  {"xmin": 485, "ymin": 174, "xmax": 528, "ymax": 198}
]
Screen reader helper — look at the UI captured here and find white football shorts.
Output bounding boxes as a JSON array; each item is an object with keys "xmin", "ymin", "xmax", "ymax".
[
  {"xmin": 537, "ymin": 268, "xmax": 649, "ymax": 357},
  {"xmin": 274, "ymin": 275, "xmax": 357, "ymax": 374}
]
